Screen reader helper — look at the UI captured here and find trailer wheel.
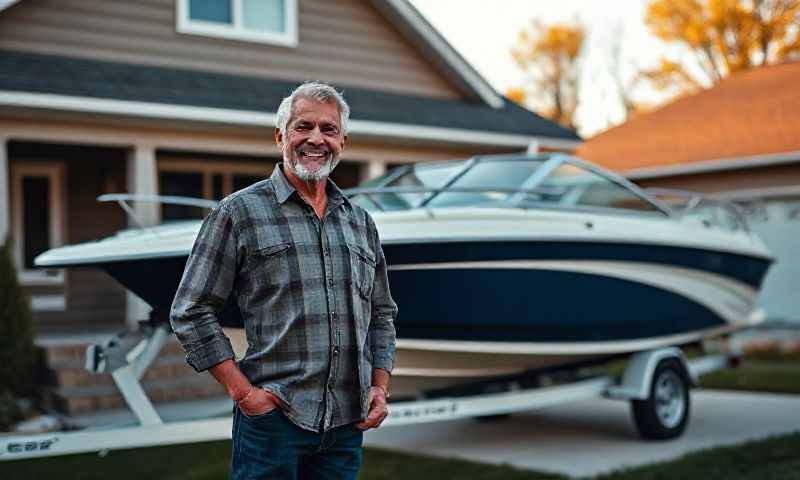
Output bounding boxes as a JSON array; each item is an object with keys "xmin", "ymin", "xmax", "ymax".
[{"xmin": 631, "ymin": 359, "xmax": 690, "ymax": 440}]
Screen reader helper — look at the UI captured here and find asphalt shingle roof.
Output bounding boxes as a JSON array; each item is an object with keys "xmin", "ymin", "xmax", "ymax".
[
  {"xmin": 0, "ymin": 49, "xmax": 579, "ymax": 140},
  {"xmin": 577, "ymin": 61, "xmax": 800, "ymax": 171}
]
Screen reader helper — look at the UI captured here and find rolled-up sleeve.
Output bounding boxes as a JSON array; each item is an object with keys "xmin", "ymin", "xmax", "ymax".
[
  {"xmin": 367, "ymin": 217, "xmax": 397, "ymax": 372},
  {"xmin": 170, "ymin": 202, "xmax": 239, "ymax": 372}
]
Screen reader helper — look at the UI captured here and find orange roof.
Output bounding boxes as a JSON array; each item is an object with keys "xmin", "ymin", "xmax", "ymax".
[{"xmin": 577, "ymin": 62, "xmax": 800, "ymax": 172}]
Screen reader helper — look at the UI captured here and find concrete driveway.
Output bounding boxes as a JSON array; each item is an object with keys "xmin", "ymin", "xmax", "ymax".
[{"xmin": 365, "ymin": 389, "xmax": 800, "ymax": 478}]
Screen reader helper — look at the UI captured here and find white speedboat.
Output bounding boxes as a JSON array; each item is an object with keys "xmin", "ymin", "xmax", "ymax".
[{"xmin": 36, "ymin": 154, "xmax": 772, "ymax": 398}]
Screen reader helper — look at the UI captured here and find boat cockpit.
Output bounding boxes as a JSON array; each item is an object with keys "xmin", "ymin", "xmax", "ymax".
[{"xmin": 345, "ymin": 154, "xmax": 749, "ymax": 232}]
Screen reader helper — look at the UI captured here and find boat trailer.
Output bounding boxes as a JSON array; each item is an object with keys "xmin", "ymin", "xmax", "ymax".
[{"xmin": 0, "ymin": 324, "xmax": 739, "ymax": 461}]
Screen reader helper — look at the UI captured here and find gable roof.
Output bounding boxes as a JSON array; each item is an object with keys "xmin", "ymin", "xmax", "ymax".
[
  {"xmin": 369, "ymin": 0, "xmax": 503, "ymax": 109},
  {"xmin": 577, "ymin": 62, "xmax": 800, "ymax": 176},
  {"xmin": 0, "ymin": 50, "xmax": 580, "ymax": 147}
]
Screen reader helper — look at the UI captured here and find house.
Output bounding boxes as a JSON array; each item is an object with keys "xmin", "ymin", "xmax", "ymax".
[
  {"xmin": 0, "ymin": 0, "xmax": 580, "ymax": 333},
  {"xmin": 577, "ymin": 62, "xmax": 800, "ymax": 324}
]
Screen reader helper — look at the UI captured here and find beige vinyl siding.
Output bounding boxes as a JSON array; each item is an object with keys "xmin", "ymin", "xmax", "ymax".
[{"xmin": 0, "ymin": 0, "xmax": 462, "ymax": 100}]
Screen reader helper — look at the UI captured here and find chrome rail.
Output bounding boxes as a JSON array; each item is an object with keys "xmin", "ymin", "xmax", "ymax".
[
  {"xmin": 97, "ymin": 194, "xmax": 219, "ymax": 229},
  {"xmin": 343, "ymin": 186, "xmax": 567, "ymax": 212},
  {"xmin": 644, "ymin": 188, "xmax": 750, "ymax": 232}
]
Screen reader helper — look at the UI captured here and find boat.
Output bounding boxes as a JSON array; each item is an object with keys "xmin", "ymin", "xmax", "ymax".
[{"xmin": 35, "ymin": 154, "xmax": 773, "ymax": 398}]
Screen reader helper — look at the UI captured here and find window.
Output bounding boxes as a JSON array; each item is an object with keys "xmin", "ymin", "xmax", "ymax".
[
  {"xmin": 158, "ymin": 159, "xmax": 274, "ymax": 221},
  {"xmin": 11, "ymin": 162, "xmax": 65, "ymax": 285},
  {"xmin": 177, "ymin": 0, "xmax": 298, "ymax": 47}
]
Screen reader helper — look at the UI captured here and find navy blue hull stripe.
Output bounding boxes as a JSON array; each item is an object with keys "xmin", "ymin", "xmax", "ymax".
[
  {"xmin": 383, "ymin": 241, "xmax": 770, "ymax": 289},
  {"xmin": 389, "ymin": 268, "xmax": 725, "ymax": 342}
]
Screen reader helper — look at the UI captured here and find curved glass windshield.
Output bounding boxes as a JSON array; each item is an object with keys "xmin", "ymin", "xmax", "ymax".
[
  {"xmin": 351, "ymin": 161, "xmax": 465, "ymax": 211},
  {"xmin": 425, "ymin": 159, "xmax": 544, "ymax": 208},
  {"xmin": 348, "ymin": 156, "xmax": 664, "ymax": 215}
]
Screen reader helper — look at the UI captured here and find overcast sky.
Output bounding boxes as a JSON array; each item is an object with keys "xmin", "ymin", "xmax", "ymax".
[{"xmin": 409, "ymin": 0, "xmax": 672, "ymax": 137}]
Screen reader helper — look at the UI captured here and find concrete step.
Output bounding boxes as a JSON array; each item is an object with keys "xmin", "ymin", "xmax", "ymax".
[
  {"xmin": 36, "ymin": 334, "xmax": 225, "ymax": 415},
  {"xmin": 44, "ymin": 374, "xmax": 225, "ymax": 415}
]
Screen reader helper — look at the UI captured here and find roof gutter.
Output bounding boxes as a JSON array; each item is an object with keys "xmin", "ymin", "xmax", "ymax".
[{"xmin": 0, "ymin": 91, "xmax": 579, "ymax": 149}]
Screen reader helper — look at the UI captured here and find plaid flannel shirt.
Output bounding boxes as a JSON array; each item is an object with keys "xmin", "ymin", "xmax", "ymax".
[{"xmin": 170, "ymin": 165, "xmax": 397, "ymax": 432}]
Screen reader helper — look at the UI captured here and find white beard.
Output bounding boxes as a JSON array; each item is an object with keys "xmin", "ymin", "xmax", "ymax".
[{"xmin": 284, "ymin": 147, "xmax": 339, "ymax": 181}]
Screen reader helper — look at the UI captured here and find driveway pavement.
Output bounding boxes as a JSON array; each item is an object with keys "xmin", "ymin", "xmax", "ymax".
[{"xmin": 365, "ymin": 389, "xmax": 800, "ymax": 478}]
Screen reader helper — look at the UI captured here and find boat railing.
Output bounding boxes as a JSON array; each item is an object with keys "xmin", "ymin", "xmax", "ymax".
[
  {"xmin": 343, "ymin": 185, "xmax": 567, "ymax": 211},
  {"xmin": 644, "ymin": 188, "xmax": 750, "ymax": 232},
  {"xmin": 97, "ymin": 194, "xmax": 219, "ymax": 229}
]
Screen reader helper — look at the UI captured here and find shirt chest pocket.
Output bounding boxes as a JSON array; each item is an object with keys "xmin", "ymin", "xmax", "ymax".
[
  {"xmin": 348, "ymin": 242, "xmax": 376, "ymax": 300},
  {"xmin": 248, "ymin": 242, "xmax": 293, "ymax": 287}
]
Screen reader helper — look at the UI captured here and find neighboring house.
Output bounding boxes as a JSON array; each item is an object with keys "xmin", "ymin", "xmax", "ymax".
[
  {"xmin": 578, "ymin": 62, "xmax": 800, "ymax": 324},
  {"xmin": 0, "ymin": 0, "xmax": 580, "ymax": 332}
]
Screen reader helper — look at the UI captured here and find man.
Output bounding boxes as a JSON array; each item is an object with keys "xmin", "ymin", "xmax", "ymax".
[{"xmin": 170, "ymin": 81, "xmax": 397, "ymax": 480}]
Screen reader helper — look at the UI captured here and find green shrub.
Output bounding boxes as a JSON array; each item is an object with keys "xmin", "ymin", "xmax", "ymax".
[
  {"xmin": 0, "ymin": 236, "xmax": 37, "ymax": 397},
  {"xmin": 0, "ymin": 389, "xmax": 22, "ymax": 430}
]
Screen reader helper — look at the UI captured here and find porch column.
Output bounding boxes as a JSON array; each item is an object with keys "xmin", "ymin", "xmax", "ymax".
[
  {"xmin": 0, "ymin": 137, "xmax": 8, "ymax": 243},
  {"xmin": 125, "ymin": 144, "xmax": 158, "ymax": 328},
  {"xmin": 362, "ymin": 159, "xmax": 387, "ymax": 183},
  {"xmin": 126, "ymin": 144, "xmax": 159, "ymax": 227}
]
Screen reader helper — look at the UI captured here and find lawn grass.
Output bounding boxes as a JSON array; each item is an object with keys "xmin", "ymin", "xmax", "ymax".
[
  {"xmin": 697, "ymin": 349, "xmax": 800, "ymax": 395},
  {"xmin": 594, "ymin": 431, "xmax": 800, "ymax": 480},
  {"xmin": 3, "ymin": 433, "xmax": 800, "ymax": 479},
  {"xmin": 0, "ymin": 441, "xmax": 563, "ymax": 480},
  {"xmin": 360, "ymin": 447, "xmax": 565, "ymax": 480},
  {"xmin": 698, "ymin": 359, "xmax": 800, "ymax": 394},
  {"xmin": 588, "ymin": 350, "xmax": 800, "ymax": 396}
]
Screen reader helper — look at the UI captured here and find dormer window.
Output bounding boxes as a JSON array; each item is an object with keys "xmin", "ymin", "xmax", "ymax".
[{"xmin": 177, "ymin": 0, "xmax": 298, "ymax": 47}]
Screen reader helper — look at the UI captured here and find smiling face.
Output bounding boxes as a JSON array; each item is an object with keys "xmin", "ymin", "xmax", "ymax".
[{"xmin": 276, "ymin": 97, "xmax": 347, "ymax": 182}]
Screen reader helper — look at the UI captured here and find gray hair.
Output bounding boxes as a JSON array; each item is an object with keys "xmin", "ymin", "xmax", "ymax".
[{"xmin": 276, "ymin": 81, "xmax": 350, "ymax": 135}]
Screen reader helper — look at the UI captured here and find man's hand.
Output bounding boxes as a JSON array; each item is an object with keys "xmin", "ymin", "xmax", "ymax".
[
  {"xmin": 355, "ymin": 386, "xmax": 389, "ymax": 430},
  {"xmin": 238, "ymin": 387, "xmax": 280, "ymax": 417}
]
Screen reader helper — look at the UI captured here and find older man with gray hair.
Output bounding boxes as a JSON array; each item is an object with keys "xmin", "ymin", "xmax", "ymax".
[{"xmin": 170, "ymin": 81, "xmax": 397, "ymax": 479}]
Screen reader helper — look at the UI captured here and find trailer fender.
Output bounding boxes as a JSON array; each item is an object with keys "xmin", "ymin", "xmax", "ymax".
[{"xmin": 605, "ymin": 347, "xmax": 693, "ymax": 400}]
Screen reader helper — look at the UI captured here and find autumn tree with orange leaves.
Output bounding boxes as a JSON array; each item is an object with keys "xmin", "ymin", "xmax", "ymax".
[
  {"xmin": 509, "ymin": 22, "xmax": 585, "ymax": 131},
  {"xmin": 643, "ymin": 0, "xmax": 800, "ymax": 96}
]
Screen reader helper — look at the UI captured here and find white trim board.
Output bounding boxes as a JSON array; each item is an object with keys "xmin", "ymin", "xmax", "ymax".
[
  {"xmin": 0, "ymin": 0, "xmax": 19, "ymax": 13},
  {"xmin": 0, "ymin": 91, "xmax": 580, "ymax": 149}
]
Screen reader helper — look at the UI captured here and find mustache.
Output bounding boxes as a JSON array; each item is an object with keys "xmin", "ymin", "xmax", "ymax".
[{"xmin": 296, "ymin": 145, "xmax": 331, "ymax": 156}]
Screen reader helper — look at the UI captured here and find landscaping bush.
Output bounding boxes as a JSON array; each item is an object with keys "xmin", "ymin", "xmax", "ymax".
[{"xmin": 0, "ymin": 236, "xmax": 37, "ymax": 410}]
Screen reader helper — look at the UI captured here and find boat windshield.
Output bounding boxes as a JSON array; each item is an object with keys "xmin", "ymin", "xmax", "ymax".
[
  {"xmin": 350, "ymin": 160, "xmax": 467, "ymax": 211},
  {"xmin": 348, "ymin": 155, "xmax": 667, "ymax": 216}
]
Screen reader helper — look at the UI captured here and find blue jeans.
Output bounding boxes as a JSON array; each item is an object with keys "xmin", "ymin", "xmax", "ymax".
[{"xmin": 231, "ymin": 407, "xmax": 364, "ymax": 480}]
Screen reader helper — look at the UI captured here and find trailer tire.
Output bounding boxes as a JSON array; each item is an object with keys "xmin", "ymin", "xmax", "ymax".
[{"xmin": 631, "ymin": 358, "xmax": 690, "ymax": 440}]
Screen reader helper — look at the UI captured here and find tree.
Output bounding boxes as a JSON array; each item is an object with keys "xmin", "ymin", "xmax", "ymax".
[
  {"xmin": 509, "ymin": 21, "xmax": 586, "ymax": 131},
  {"xmin": 0, "ymin": 236, "xmax": 36, "ymax": 397},
  {"xmin": 643, "ymin": 0, "xmax": 800, "ymax": 96}
]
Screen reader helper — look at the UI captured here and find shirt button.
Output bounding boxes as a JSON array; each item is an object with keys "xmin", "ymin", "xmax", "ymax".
[
  {"xmin": 333, "ymin": 346, "xmax": 339, "ymax": 355},
  {"xmin": 328, "ymin": 278, "xmax": 334, "ymax": 287}
]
